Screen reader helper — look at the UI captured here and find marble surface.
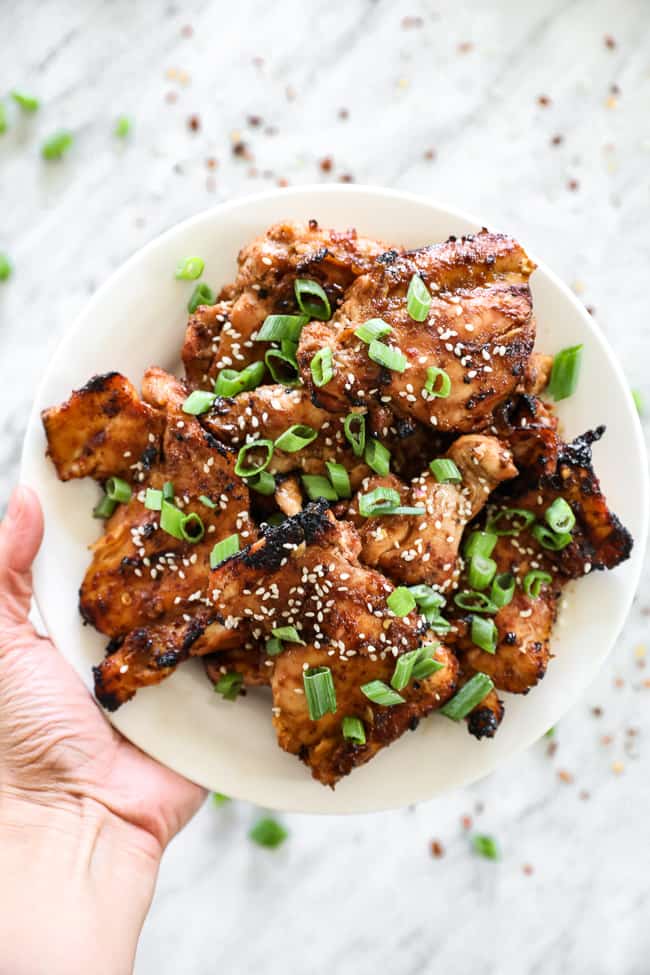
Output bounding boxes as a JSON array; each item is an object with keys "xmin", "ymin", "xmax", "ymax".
[{"xmin": 3, "ymin": 1, "xmax": 650, "ymax": 973}]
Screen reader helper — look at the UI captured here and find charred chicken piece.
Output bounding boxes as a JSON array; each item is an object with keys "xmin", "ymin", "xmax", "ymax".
[{"xmin": 298, "ymin": 230, "xmax": 536, "ymax": 432}]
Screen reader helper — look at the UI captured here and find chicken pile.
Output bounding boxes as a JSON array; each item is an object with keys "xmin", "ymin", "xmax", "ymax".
[{"xmin": 42, "ymin": 221, "xmax": 633, "ymax": 787}]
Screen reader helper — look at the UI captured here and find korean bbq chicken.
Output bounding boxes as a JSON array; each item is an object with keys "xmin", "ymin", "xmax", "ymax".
[{"xmin": 41, "ymin": 220, "xmax": 633, "ymax": 787}]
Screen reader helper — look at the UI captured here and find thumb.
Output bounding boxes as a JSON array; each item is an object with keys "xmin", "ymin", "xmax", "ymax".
[{"xmin": 0, "ymin": 486, "xmax": 44, "ymax": 628}]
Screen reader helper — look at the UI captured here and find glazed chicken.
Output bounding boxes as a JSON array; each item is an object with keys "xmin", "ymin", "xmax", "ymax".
[{"xmin": 41, "ymin": 220, "xmax": 633, "ymax": 788}]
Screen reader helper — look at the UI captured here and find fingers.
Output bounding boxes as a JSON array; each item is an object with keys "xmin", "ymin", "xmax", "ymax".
[{"xmin": 0, "ymin": 486, "xmax": 44, "ymax": 627}]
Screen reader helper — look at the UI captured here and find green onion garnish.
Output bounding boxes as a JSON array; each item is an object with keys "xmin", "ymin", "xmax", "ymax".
[
  {"xmin": 429, "ymin": 616, "xmax": 451, "ymax": 634},
  {"xmin": 387, "ymin": 587, "xmax": 416, "ymax": 617},
  {"xmin": 391, "ymin": 645, "xmax": 442, "ymax": 691},
  {"xmin": 429, "ymin": 458, "xmax": 462, "ymax": 484},
  {"xmin": 325, "ymin": 461, "xmax": 351, "ymax": 499},
  {"xmin": 160, "ymin": 500, "xmax": 184, "ymax": 539},
  {"xmin": 453, "ymin": 590, "xmax": 499, "ymax": 614},
  {"xmin": 358, "ymin": 486, "xmax": 401, "ymax": 517},
  {"xmin": 0, "ymin": 104, "xmax": 7, "ymax": 135},
  {"xmin": 409, "ymin": 586, "xmax": 446, "ymax": 614},
  {"xmin": 144, "ymin": 488, "xmax": 163, "ymax": 511},
  {"xmin": 265, "ymin": 636, "xmax": 283, "ymax": 656},
  {"xmin": 463, "ymin": 531, "xmax": 497, "ymax": 560},
  {"xmin": 210, "ymin": 534, "xmax": 240, "ymax": 568},
  {"xmin": 175, "ymin": 256, "xmax": 205, "ymax": 281},
  {"xmin": 248, "ymin": 470, "xmax": 276, "ymax": 495},
  {"xmin": 360, "ymin": 680, "xmax": 405, "ymax": 707},
  {"xmin": 235, "ymin": 439, "xmax": 274, "ymax": 477},
  {"xmin": 354, "ymin": 318, "xmax": 393, "ymax": 343},
  {"xmin": 182, "ymin": 390, "xmax": 216, "ymax": 415},
  {"xmin": 531, "ymin": 523, "xmax": 572, "ymax": 551},
  {"xmin": 212, "ymin": 792, "xmax": 230, "ymax": 806},
  {"xmin": 548, "ymin": 344, "xmax": 583, "ymax": 401},
  {"xmin": 265, "ymin": 347, "xmax": 301, "ymax": 387},
  {"xmin": 468, "ymin": 555, "xmax": 497, "ymax": 591},
  {"xmin": 11, "ymin": 90, "xmax": 39, "ymax": 112},
  {"xmin": 440, "ymin": 672, "xmax": 494, "ymax": 720},
  {"xmin": 390, "ymin": 648, "xmax": 422, "ymax": 691},
  {"xmin": 93, "ymin": 493, "xmax": 117, "ymax": 519},
  {"xmin": 275, "ymin": 424, "xmax": 318, "ymax": 453},
  {"xmin": 105, "ymin": 476, "xmax": 132, "ymax": 504},
  {"xmin": 486, "ymin": 508, "xmax": 535, "ymax": 536},
  {"xmin": 472, "ymin": 834, "xmax": 499, "ymax": 860},
  {"xmin": 214, "ymin": 671, "xmax": 243, "ymax": 701},
  {"xmin": 180, "ymin": 512, "xmax": 205, "ymax": 543},
  {"xmin": 343, "ymin": 413, "xmax": 366, "ymax": 457},
  {"xmin": 304, "ymin": 666, "xmax": 337, "ymax": 720},
  {"xmin": 310, "ymin": 347, "xmax": 334, "ymax": 387},
  {"xmin": 490, "ymin": 572, "xmax": 515, "ymax": 608},
  {"xmin": 249, "ymin": 817, "xmax": 288, "ymax": 849},
  {"xmin": 632, "ymin": 389, "xmax": 644, "ymax": 415},
  {"xmin": 215, "ymin": 362, "xmax": 264, "ymax": 396},
  {"xmin": 199, "ymin": 494, "xmax": 217, "ymax": 509},
  {"xmin": 523, "ymin": 570, "xmax": 552, "ymax": 599},
  {"xmin": 364, "ymin": 437, "xmax": 391, "ymax": 476},
  {"xmin": 471, "ymin": 615, "xmax": 498, "ymax": 654},
  {"xmin": 163, "ymin": 481, "xmax": 174, "ymax": 501},
  {"xmin": 342, "ymin": 716, "xmax": 366, "ymax": 744},
  {"xmin": 188, "ymin": 282, "xmax": 216, "ymax": 314},
  {"xmin": 256, "ymin": 314, "xmax": 308, "ymax": 342},
  {"xmin": 368, "ymin": 340, "xmax": 407, "ymax": 373},
  {"xmin": 294, "ymin": 278, "xmax": 331, "ymax": 320},
  {"xmin": 41, "ymin": 130, "xmax": 73, "ymax": 160},
  {"xmin": 412, "ymin": 646, "xmax": 445, "ymax": 680},
  {"xmin": 271, "ymin": 625, "xmax": 305, "ymax": 644},
  {"xmin": 545, "ymin": 497, "xmax": 576, "ymax": 534},
  {"xmin": 114, "ymin": 115, "xmax": 132, "ymax": 138},
  {"xmin": 424, "ymin": 366, "xmax": 451, "ymax": 398},
  {"xmin": 406, "ymin": 273, "xmax": 432, "ymax": 321},
  {"xmin": 0, "ymin": 253, "xmax": 12, "ymax": 281},
  {"xmin": 301, "ymin": 474, "xmax": 338, "ymax": 502}
]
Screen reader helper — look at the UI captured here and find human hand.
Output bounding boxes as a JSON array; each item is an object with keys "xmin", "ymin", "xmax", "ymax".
[{"xmin": 0, "ymin": 486, "xmax": 206, "ymax": 974}]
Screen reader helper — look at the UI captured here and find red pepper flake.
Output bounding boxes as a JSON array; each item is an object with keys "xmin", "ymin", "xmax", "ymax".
[
  {"xmin": 601, "ymin": 734, "xmax": 613, "ymax": 746},
  {"xmin": 247, "ymin": 115, "xmax": 262, "ymax": 127},
  {"xmin": 457, "ymin": 41, "xmax": 474, "ymax": 54},
  {"xmin": 205, "ymin": 157, "xmax": 218, "ymax": 170},
  {"xmin": 567, "ymin": 178, "xmax": 579, "ymax": 192},
  {"xmin": 423, "ymin": 148, "xmax": 437, "ymax": 160},
  {"xmin": 604, "ymin": 35, "xmax": 616, "ymax": 49},
  {"xmin": 180, "ymin": 24, "xmax": 193, "ymax": 38},
  {"xmin": 550, "ymin": 134, "xmax": 564, "ymax": 146},
  {"xmin": 319, "ymin": 156, "xmax": 334, "ymax": 173},
  {"xmin": 614, "ymin": 676, "xmax": 624, "ymax": 688},
  {"xmin": 402, "ymin": 15, "xmax": 424, "ymax": 29},
  {"xmin": 461, "ymin": 815, "xmax": 472, "ymax": 831},
  {"xmin": 557, "ymin": 769, "xmax": 573, "ymax": 784},
  {"xmin": 338, "ymin": 173, "xmax": 354, "ymax": 183},
  {"xmin": 537, "ymin": 94, "xmax": 552, "ymax": 107},
  {"xmin": 277, "ymin": 178, "xmax": 289, "ymax": 188},
  {"xmin": 522, "ymin": 863, "xmax": 534, "ymax": 876},
  {"xmin": 338, "ymin": 107, "xmax": 349, "ymax": 120},
  {"xmin": 430, "ymin": 839, "xmax": 445, "ymax": 858},
  {"xmin": 187, "ymin": 114, "xmax": 201, "ymax": 132},
  {"xmin": 643, "ymin": 678, "xmax": 650, "ymax": 688}
]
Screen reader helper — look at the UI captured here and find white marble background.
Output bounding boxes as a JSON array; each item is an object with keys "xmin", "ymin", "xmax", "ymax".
[{"xmin": 2, "ymin": 1, "xmax": 650, "ymax": 972}]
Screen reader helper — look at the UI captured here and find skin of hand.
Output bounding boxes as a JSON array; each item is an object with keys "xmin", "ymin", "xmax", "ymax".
[{"xmin": 0, "ymin": 486, "xmax": 206, "ymax": 975}]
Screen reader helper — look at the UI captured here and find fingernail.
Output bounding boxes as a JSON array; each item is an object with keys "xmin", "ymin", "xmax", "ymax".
[{"xmin": 6, "ymin": 486, "xmax": 26, "ymax": 522}]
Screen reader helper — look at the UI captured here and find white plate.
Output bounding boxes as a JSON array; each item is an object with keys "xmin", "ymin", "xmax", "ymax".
[{"xmin": 20, "ymin": 185, "xmax": 648, "ymax": 814}]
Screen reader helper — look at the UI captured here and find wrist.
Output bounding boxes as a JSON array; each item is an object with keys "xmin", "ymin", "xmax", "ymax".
[{"xmin": 0, "ymin": 791, "xmax": 160, "ymax": 975}]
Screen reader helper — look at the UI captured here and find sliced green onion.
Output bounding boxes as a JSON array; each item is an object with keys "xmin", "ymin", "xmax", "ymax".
[
  {"xmin": 368, "ymin": 340, "xmax": 407, "ymax": 373},
  {"xmin": 93, "ymin": 494, "xmax": 117, "ymax": 519},
  {"xmin": 265, "ymin": 636, "xmax": 283, "ymax": 656},
  {"xmin": 114, "ymin": 114, "xmax": 132, "ymax": 138},
  {"xmin": 144, "ymin": 488, "xmax": 163, "ymax": 511},
  {"xmin": 301, "ymin": 474, "xmax": 338, "ymax": 502},
  {"xmin": 391, "ymin": 644, "xmax": 443, "ymax": 690},
  {"xmin": 453, "ymin": 590, "xmax": 499, "ymax": 614},
  {"xmin": 0, "ymin": 254, "xmax": 12, "ymax": 281},
  {"xmin": 409, "ymin": 586, "xmax": 446, "ymax": 613},
  {"xmin": 188, "ymin": 282, "xmax": 216, "ymax": 314},
  {"xmin": 407, "ymin": 273, "xmax": 432, "ymax": 322},
  {"xmin": 256, "ymin": 314, "xmax": 308, "ymax": 342},
  {"xmin": 358, "ymin": 486, "xmax": 401, "ymax": 517},
  {"xmin": 343, "ymin": 413, "xmax": 366, "ymax": 457},
  {"xmin": 429, "ymin": 458, "xmax": 462, "ymax": 484},
  {"xmin": 548, "ymin": 344, "xmax": 583, "ymax": 401},
  {"xmin": 162, "ymin": 481, "xmax": 175, "ymax": 501},
  {"xmin": 11, "ymin": 90, "xmax": 39, "ymax": 112},
  {"xmin": 198, "ymin": 494, "xmax": 217, "ymax": 509},
  {"xmin": 387, "ymin": 586, "xmax": 416, "ymax": 617},
  {"xmin": 41, "ymin": 130, "xmax": 73, "ymax": 160},
  {"xmin": 545, "ymin": 497, "xmax": 576, "ymax": 534},
  {"xmin": 0, "ymin": 104, "xmax": 7, "ymax": 135},
  {"xmin": 412, "ymin": 647, "xmax": 445, "ymax": 681},
  {"xmin": 275, "ymin": 424, "xmax": 318, "ymax": 453},
  {"xmin": 440, "ymin": 673, "xmax": 494, "ymax": 720},
  {"xmin": 214, "ymin": 671, "xmax": 243, "ymax": 701},
  {"xmin": 249, "ymin": 817, "xmax": 288, "ymax": 849},
  {"xmin": 304, "ymin": 666, "xmax": 337, "ymax": 720},
  {"xmin": 325, "ymin": 461, "xmax": 351, "ymax": 499},
  {"xmin": 182, "ymin": 389, "xmax": 216, "ymax": 415},
  {"xmin": 390, "ymin": 648, "xmax": 421, "ymax": 691},
  {"xmin": 360, "ymin": 680, "xmax": 405, "ymax": 707},
  {"xmin": 342, "ymin": 716, "xmax": 366, "ymax": 744},
  {"xmin": 532, "ymin": 523, "xmax": 572, "ymax": 551},
  {"xmin": 210, "ymin": 533, "xmax": 240, "ymax": 568},
  {"xmin": 271, "ymin": 625, "xmax": 305, "ymax": 644},
  {"xmin": 175, "ymin": 256, "xmax": 205, "ymax": 281},
  {"xmin": 632, "ymin": 389, "xmax": 644, "ymax": 415},
  {"xmin": 105, "ymin": 476, "xmax": 132, "ymax": 503},
  {"xmin": 364, "ymin": 438, "xmax": 391, "ymax": 476},
  {"xmin": 214, "ymin": 361, "xmax": 265, "ymax": 397},
  {"xmin": 310, "ymin": 347, "xmax": 334, "ymax": 387},
  {"xmin": 294, "ymin": 278, "xmax": 331, "ymax": 320},
  {"xmin": 486, "ymin": 508, "xmax": 535, "ymax": 536},
  {"xmin": 523, "ymin": 570, "xmax": 552, "ymax": 599},
  {"xmin": 472, "ymin": 834, "xmax": 499, "ymax": 861},
  {"xmin": 471, "ymin": 615, "xmax": 498, "ymax": 654},
  {"xmin": 354, "ymin": 318, "xmax": 393, "ymax": 343},
  {"xmin": 389, "ymin": 505, "xmax": 427, "ymax": 515},
  {"xmin": 235, "ymin": 439, "xmax": 274, "ymax": 477},
  {"xmin": 463, "ymin": 531, "xmax": 497, "ymax": 560},
  {"xmin": 424, "ymin": 366, "xmax": 451, "ymax": 398},
  {"xmin": 180, "ymin": 512, "xmax": 204, "ymax": 543},
  {"xmin": 248, "ymin": 470, "xmax": 276, "ymax": 495},
  {"xmin": 212, "ymin": 792, "xmax": 230, "ymax": 806},
  {"xmin": 429, "ymin": 615, "xmax": 451, "ymax": 634},
  {"xmin": 468, "ymin": 555, "xmax": 497, "ymax": 591},
  {"xmin": 265, "ymin": 347, "xmax": 301, "ymax": 387},
  {"xmin": 160, "ymin": 500, "xmax": 184, "ymax": 539},
  {"xmin": 490, "ymin": 572, "xmax": 515, "ymax": 608}
]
